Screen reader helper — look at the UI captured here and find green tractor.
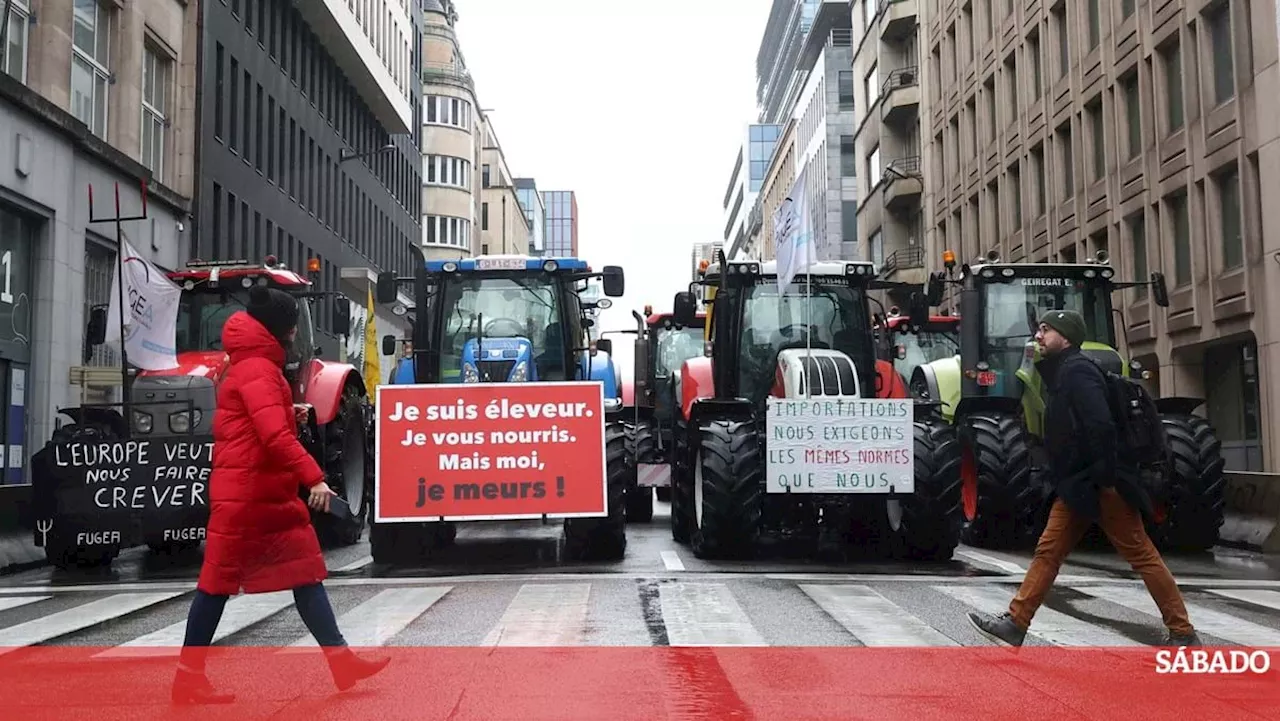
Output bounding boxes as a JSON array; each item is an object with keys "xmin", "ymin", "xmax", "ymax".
[{"xmin": 910, "ymin": 250, "xmax": 1226, "ymax": 551}]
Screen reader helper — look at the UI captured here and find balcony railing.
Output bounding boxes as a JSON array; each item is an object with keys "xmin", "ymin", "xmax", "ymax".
[
  {"xmin": 422, "ymin": 62, "xmax": 474, "ymax": 91},
  {"xmin": 880, "ymin": 246, "xmax": 924, "ymax": 275},
  {"xmin": 880, "ymin": 66, "xmax": 920, "ymax": 99},
  {"xmin": 828, "ymin": 28, "xmax": 852, "ymax": 47},
  {"xmin": 884, "ymin": 155, "xmax": 923, "ymax": 181}
]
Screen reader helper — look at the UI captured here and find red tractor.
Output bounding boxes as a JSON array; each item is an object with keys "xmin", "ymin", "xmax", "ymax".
[
  {"xmin": 875, "ymin": 310, "xmax": 961, "ymax": 393},
  {"xmin": 38, "ymin": 256, "xmax": 372, "ymax": 568},
  {"xmin": 621, "ymin": 304, "xmax": 707, "ymax": 521}
]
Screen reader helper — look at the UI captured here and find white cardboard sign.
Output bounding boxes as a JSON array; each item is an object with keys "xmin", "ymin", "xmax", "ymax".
[{"xmin": 765, "ymin": 398, "xmax": 914, "ymax": 494}]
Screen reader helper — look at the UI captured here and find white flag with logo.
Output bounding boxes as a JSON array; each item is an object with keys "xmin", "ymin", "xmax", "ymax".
[
  {"xmin": 775, "ymin": 166, "xmax": 813, "ymax": 292},
  {"xmin": 104, "ymin": 240, "xmax": 182, "ymax": 370}
]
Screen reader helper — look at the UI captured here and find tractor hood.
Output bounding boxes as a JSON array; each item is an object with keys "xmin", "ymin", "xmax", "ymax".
[
  {"xmin": 137, "ymin": 351, "xmax": 232, "ymax": 382},
  {"xmin": 462, "ymin": 337, "xmax": 534, "ymax": 383},
  {"xmin": 771, "ymin": 349, "xmax": 862, "ymax": 398}
]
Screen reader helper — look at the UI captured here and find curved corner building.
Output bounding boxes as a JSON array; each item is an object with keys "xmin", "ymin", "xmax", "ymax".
[{"xmin": 420, "ymin": 0, "xmax": 478, "ymax": 260}]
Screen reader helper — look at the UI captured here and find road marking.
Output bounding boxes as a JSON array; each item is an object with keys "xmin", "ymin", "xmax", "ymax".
[
  {"xmin": 1204, "ymin": 588, "xmax": 1280, "ymax": 613},
  {"xmin": 289, "ymin": 587, "xmax": 450, "ymax": 648},
  {"xmin": 801, "ymin": 584, "xmax": 957, "ymax": 647},
  {"xmin": 335, "ymin": 556, "xmax": 373, "ymax": 572},
  {"xmin": 4, "ymin": 573, "xmax": 1280, "ymax": 595},
  {"xmin": 96, "ymin": 590, "xmax": 297, "ymax": 658},
  {"xmin": 1074, "ymin": 584, "xmax": 1280, "ymax": 647},
  {"xmin": 661, "ymin": 551, "xmax": 685, "ymax": 571},
  {"xmin": 481, "ymin": 583, "xmax": 591, "ymax": 646},
  {"xmin": 0, "ymin": 595, "xmax": 50, "ymax": 612},
  {"xmin": 955, "ymin": 550, "xmax": 1026, "ymax": 575},
  {"xmin": 0, "ymin": 592, "xmax": 186, "ymax": 656},
  {"xmin": 936, "ymin": 584, "xmax": 1141, "ymax": 647},
  {"xmin": 659, "ymin": 582, "xmax": 766, "ymax": 646}
]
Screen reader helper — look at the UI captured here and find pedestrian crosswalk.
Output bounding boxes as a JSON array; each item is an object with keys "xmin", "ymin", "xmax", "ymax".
[{"xmin": 1, "ymin": 578, "xmax": 1279, "ymax": 651}]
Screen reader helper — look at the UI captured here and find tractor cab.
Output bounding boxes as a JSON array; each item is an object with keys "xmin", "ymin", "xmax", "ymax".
[
  {"xmin": 379, "ymin": 255, "xmax": 623, "ymax": 396},
  {"xmin": 877, "ymin": 310, "xmax": 960, "ymax": 390}
]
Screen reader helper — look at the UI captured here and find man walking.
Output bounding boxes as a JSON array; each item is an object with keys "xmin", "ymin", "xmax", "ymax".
[{"xmin": 967, "ymin": 310, "xmax": 1201, "ymax": 647}]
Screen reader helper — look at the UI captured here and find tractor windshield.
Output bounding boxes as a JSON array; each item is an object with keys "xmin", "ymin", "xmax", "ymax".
[
  {"xmin": 175, "ymin": 287, "xmax": 313, "ymax": 355},
  {"xmin": 435, "ymin": 273, "xmax": 567, "ymax": 381},
  {"xmin": 893, "ymin": 325, "xmax": 959, "ymax": 379},
  {"xmin": 980, "ymin": 276, "xmax": 1112, "ymax": 394},
  {"xmin": 737, "ymin": 279, "xmax": 867, "ymax": 403},
  {"xmin": 654, "ymin": 326, "xmax": 704, "ymax": 377}
]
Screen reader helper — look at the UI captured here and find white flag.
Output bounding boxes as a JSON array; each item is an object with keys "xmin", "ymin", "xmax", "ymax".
[
  {"xmin": 775, "ymin": 167, "xmax": 813, "ymax": 292},
  {"xmin": 104, "ymin": 240, "xmax": 182, "ymax": 370}
]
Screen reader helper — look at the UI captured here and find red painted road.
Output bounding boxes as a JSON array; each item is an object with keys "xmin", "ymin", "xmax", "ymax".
[{"xmin": 0, "ymin": 646, "xmax": 1275, "ymax": 720}]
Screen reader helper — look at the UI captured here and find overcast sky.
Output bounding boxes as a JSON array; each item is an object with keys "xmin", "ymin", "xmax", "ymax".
[{"xmin": 452, "ymin": 0, "xmax": 773, "ymax": 363}]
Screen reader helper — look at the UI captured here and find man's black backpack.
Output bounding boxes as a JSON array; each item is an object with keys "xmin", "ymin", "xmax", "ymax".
[{"xmin": 1085, "ymin": 358, "xmax": 1170, "ymax": 468}]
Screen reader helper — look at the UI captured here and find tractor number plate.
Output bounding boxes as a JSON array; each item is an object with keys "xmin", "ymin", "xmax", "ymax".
[
  {"xmin": 637, "ymin": 463, "xmax": 671, "ymax": 488},
  {"xmin": 476, "ymin": 257, "xmax": 526, "ymax": 270},
  {"xmin": 976, "ymin": 371, "xmax": 997, "ymax": 387}
]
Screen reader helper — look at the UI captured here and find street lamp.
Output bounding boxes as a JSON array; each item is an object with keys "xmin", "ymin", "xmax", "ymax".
[{"xmin": 340, "ymin": 143, "xmax": 397, "ymax": 162}]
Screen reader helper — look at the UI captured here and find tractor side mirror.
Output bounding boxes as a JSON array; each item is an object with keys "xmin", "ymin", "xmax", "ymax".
[
  {"xmin": 673, "ymin": 291, "xmax": 697, "ymax": 327},
  {"xmin": 332, "ymin": 297, "xmax": 351, "ymax": 336},
  {"xmin": 382, "ymin": 335, "xmax": 397, "ymax": 357},
  {"xmin": 908, "ymin": 292, "xmax": 929, "ymax": 328},
  {"xmin": 602, "ymin": 266, "xmax": 625, "ymax": 297},
  {"xmin": 85, "ymin": 305, "xmax": 108, "ymax": 347},
  {"xmin": 376, "ymin": 271, "xmax": 398, "ymax": 304},
  {"xmin": 1150, "ymin": 272, "xmax": 1170, "ymax": 308},
  {"xmin": 596, "ymin": 338, "xmax": 613, "ymax": 355},
  {"xmin": 926, "ymin": 272, "xmax": 945, "ymax": 307}
]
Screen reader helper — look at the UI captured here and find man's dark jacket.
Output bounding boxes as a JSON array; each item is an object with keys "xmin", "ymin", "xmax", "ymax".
[{"xmin": 1036, "ymin": 345, "xmax": 1155, "ymax": 522}]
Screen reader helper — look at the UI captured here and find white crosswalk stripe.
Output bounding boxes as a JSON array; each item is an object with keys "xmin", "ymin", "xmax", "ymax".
[
  {"xmin": 1074, "ymin": 584, "xmax": 1280, "ymax": 647},
  {"xmin": 0, "ymin": 592, "xmax": 187, "ymax": 657},
  {"xmin": 801, "ymin": 584, "xmax": 957, "ymax": 647},
  {"xmin": 0, "ymin": 580, "xmax": 1277, "ymax": 651}
]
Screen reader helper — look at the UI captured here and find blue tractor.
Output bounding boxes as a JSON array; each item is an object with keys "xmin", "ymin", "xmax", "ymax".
[{"xmin": 373, "ymin": 255, "xmax": 630, "ymax": 562}]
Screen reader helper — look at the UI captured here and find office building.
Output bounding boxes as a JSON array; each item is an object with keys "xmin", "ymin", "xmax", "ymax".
[
  {"xmin": 849, "ymin": 0, "xmax": 925, "ymax": 296},
  {"xmin": 750, "ymin": 2, "xmax": 857, "ymax": 262},
  {"xmin": 542, "ymin": 190, "xmax": 578, "ymax": 257},
  {"xmin": 757, "ymin": 0, "xmax": 826, "ymax": 123},
  {"xmin": 419, "ymin": 0, "xmax": 477, "ymax": 260},
  {"xmin": 514, "ymin": 177, "xmax": 546, "ymax": 256},
  {"xmin": 193, "ymin": 0, "xmax": 423, "ymax": 359},
  {"xmin": 913, "ymin": 0, "xmax": 1280, "ymax": 473},
  {"xmin": 723, "ymin": 124, "xmax": 781, "ymax": 259},
  {"xmin": 478, "ymin": 115, "xmax": 531, "ymax": 255},
  {"xmin": 0, "ymin": 0, "xmax": 199, "ymax": 491}
]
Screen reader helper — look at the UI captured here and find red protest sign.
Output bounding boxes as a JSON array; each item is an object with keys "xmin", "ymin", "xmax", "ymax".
[{"xmin": 374, "ymin": 382, "xmax": 607, "ymax": 522}]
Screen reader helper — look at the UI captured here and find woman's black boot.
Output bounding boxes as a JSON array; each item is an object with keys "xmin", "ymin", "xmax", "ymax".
[
  {"xmin": 171, "ymin": 667, "xmax": 236, "ymax": 705},
  {"xmin": 325, "ymin": 648, "xmax": 391, "ymax": 691}
]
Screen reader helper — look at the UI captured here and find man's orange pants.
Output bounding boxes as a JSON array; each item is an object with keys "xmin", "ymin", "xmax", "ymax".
[{"xmin": 1009, "ymin": 487, "xmax": 1195, "ymax": 636}]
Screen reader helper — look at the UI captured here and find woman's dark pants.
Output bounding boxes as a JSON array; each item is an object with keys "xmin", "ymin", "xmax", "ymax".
[{"xmin": 178, "ymin": 583, "xmax": 347, "ymax": 672}]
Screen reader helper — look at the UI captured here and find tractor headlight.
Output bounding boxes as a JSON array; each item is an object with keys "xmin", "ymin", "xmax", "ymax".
[
  {"xmin": 442, "ymin": 262, "xmax": 458, "ymax": 273},
  {"xmin": 509, "ymin": 362, "xmax": 528, "ymax": 382},
  {"xmin": 543, "ymin": 260, "xmax": 559, "ymax": 272},
  {"xmin": 604, "ymin": 397, "xmax": 622, "ymax": 413},
  {"xmin": 169, "ymin": 410, "xmax": 203, "ymax": 433},
  {"xmin": 462, "ymin": 363, "xmax": 479, "ymax": 383},
  {"xmin": 133, "ymin": 411, "xmax": 153, "ymax": 433}
]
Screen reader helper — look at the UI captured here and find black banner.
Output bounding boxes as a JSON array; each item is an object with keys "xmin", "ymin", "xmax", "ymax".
[{"xmin": 31, "ymin": 435, "xmax": 214, "ymax": 551}]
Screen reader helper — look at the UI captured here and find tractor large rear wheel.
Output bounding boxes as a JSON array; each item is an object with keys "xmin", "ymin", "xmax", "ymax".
[
  {"xmin": 689, "ymin": 419, "xmax": 762, "ymax": 560},
  {"xmin": 670, "ymin": 417, "xmax": 694, "ymax": 544},
  {"xmin": 959, "ymin": 412, "xmax": 1041, "ymax": 549},
  {"xmin": 1147, "ymin": 414, "xmax": 1226, "ymax": 552},
  {"xmin": 625, "ymin": 420, "xmax": 656, "ymax": 523},
  {"xmin": 315, "ymin": 383, "xmax": 371, "ymax": 547},
  {"xmin": 890, "ymin": 415, "xmax": 963, "ymax": 560},
  {"xmin": 563, "ymin": 420, "xmax": 628, "ymax": 560}
]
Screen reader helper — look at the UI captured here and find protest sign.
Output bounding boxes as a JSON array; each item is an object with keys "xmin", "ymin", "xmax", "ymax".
[
  {"xmin": 374, "ymin": 382, "xmax": 607, "ymax": 521},
  {"xmin": 765, "ymin": 398, "xmax": 914, "ymax": 494}
]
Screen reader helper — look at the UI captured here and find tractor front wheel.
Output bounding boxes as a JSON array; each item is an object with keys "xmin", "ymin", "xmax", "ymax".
[
  {"xmin": 563, "ymin": 420, "xmax": 628, "ymax": 560},
  {"xmin": 890, "ymin": 415, "xmax": 963, "ymax": 560},
  {"xmin": 689, "ymin": 419, "xmax": 762, "ymax": 560},
  {"xmin": 315, "ymin": 383, "xmax": 372, "ymax": 547},
  {"xmin": 959, "ymin": 411, "xmax": 1041, "ymax": 549},
  {"xmin": 1147, "ymin": 414, "xmax": 1226, "ymax": 552}
]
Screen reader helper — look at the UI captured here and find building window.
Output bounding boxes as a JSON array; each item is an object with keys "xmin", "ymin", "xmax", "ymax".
[
  {"xmin": 867, "ymin": 145, "xmax": 881, "ymax": 187},
  {"xmin": 864, "ymin": 62, "xmax": 878, "ymax": 109},
  {"xmin": 1122, "ymin": 73, "xmax": 1141, "ymax": 159},
  {"xmin": 1058, "ymin": 125, "xmax": 1073, "ymax": 199},
  {"xmin": 71, "ymin": 0, "xmax": 111, "ymax": 138},
  {"xmin": 424, "ymin": 215, "xmax": 471, "ymax": 249},
  {"xmin": 141, "ymin": 45, "xmax": 169, "ymax": 180},
  {"xmin": 1087, "ymin": 0, "xmax": 1100, "ymax": 50},
  {"xmin": 1052, "ymin": 3, "xmax": 1068, "ymax": 80},
  {"xmin": 1162, "ymin": 40, "xmax": 1184, "ymax": 133},
  {"xmin": 1206, "ymin": 3, "xmax": 1234, "ymax": 106},
  {"xmin": 482, "ymin": 202, "xmax": 489, "ymax": 231},
  {"xmin": 1031, "ymin": 144, "xmax": 1046, "ymax": 215},
  {"xmin": 1129, "ymin": 212, "xmax": 1147, "ymax": 298},
  {"xmin": 1088, "ymin": 101, "xmax": 1104, "ymax": 180},
  {"xmin": 423, "ymin": 155, "xmax": 470, "ymax": 189},
  {"xmin": 868, "ymin": 228, "xmax": 883, "ymax": 267},
  {"xmin": 482, "ymin": 164, "xmax": 491, "ymax": 188},
  {"xmin": 840, "ymin": 136, "xmax": 856, "ymax": 176},
  {"xmin": 1028, "ymin": 31, "xmax": 1042, "ymax": 99},
  {"xmin": 424, "ymin": 95, "xmax": 471, "ymax": 129},
  {"xmin": 3, "ymin": 0, "xmax": 29, "ymax": 83},
  {"xmin": 1218, "ymin": 166, "xmax": 1242, "ymax": 270},
  {"xmin": 1169, "ymin": 191, "xmax": 1191, "ymax": 285},
  {"xmin": 1009, "ymin": 163, "xmax": 1022, "ymax": 226},
  {"xmin": 838, "ymin": 71, "xmax": 855, "ymax": 110},
  {"xmin": 984, "ymin": 77, "xmax": 996, "ymax": 141},
  {"xmin": 1122, "ymin": 0, "xmax": 1135, "ymax": 18}
]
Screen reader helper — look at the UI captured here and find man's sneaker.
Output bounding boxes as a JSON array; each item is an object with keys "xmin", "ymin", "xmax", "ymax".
[
  {"xmin": 1162, "ymin": 630, "xmax": 1201, "ymax": 646},
  {"xmin": 967, "ymin": 611, "xmax": 1027, "ymax": 647}
]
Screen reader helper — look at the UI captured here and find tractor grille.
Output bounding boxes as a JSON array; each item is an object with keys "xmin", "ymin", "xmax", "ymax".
[
  {"xmin": 476, "ymin": 360, "xmax": 516, "ymax": 382},
  {"xmin": 799, "ymin": 355, "xmax": 859, "ymax": 396}
]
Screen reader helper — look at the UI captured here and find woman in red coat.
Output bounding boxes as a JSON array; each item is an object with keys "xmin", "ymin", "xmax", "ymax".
[{"xmin": 172, "ymin": 286, "xmax": 389, "ymax": 705}]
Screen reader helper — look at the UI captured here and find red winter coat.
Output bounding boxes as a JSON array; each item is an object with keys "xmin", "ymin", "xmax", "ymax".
[{"xmin": 197, "ymin": 311, "xmax": 328, "ymax": 596}]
